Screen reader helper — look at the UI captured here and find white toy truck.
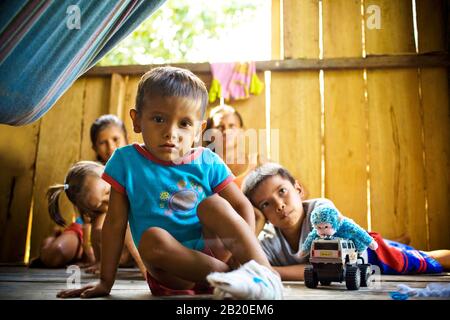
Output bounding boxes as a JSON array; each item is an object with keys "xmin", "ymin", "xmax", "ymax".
[{"xmin": 304, "ymin": 238, "xmax": 372, "ymax": 290}]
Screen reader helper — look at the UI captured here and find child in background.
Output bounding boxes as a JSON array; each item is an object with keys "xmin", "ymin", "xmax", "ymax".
[
  {"xmin": 37, "ymin": 161, "xmax": 147, "ymax": 279},
  {"xmin": 205, "ymin": 104, "xmax": 260, "ymax": 188},
  {"xmin": 57, "ymin": 66, "xmax": 283, "ymax": 300},
  {"xmin": 90, "ymin": 114, "xmax": 128, "ymax": 165},
  {"xmin": 241, "ymin": 163, "xmax": 450, "ymax": 281},
  {"xmin": 31, "ymin": 115, "xmax": 136, "ymax": 272}
]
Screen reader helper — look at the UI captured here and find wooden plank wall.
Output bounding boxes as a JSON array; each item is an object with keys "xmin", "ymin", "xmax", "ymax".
[
  {"xmin": 0, "ymin": 77, "xmax": 111, "ymax": 262},
  {"xmin": 365, "ymin": 0, "xmax": 427, "ymax": 249},
  {"xmin": 271, "ymin": 0, "xmax": 322, "ymax": 199},
  {"xmin": 323, "ymin": 0, "xmax": 368, "ymax": 228},
  {"xmin": 275, "ymin": 0, "xmax": 449, "ymax": 250},
  {"xmin": 0, "ymin": 0, "xmax": 448, "ymax": 262},
  {"xmin": 416, "ymin": 0, "xmax": 450, "ymax": 250},
  {"xmin": 30, "ymin": 79, "xmax": 85, "ymax": 259},
  {"xmin": 0, "ymin": 122, "xmax": 40, "ymax": 262},
  {"xmin": 29, "ymin": 77, "xmax": 112, "ymax": 260}
]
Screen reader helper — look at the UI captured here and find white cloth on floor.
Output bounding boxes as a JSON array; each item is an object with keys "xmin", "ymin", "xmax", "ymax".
[{"xmin": 206, "ymin": 260, "xmax": 284, "ymax": 300}]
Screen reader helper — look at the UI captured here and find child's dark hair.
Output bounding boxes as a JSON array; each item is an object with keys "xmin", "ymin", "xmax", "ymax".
[
  {"xmin": 203, "ymin": 104, "xmax": 244, "ymax": 149},
  {"xmin": 47, "ymin": 161, "xmax": 104, "ymax": 227},
  {"xmin": 241, "ymin": 163, "xmax": 296, "ymax": 204},
  {"xmin": 135, "ymin": 66, "xmax": 209, "ymax": 117},
  {"xmin": 206, "ymin": 104, "xmax": 244, "ymax": 130},
  {"xmin": 90, "ymin": 114, "xmax": 127, "ymax": 146},
  {"xmin": 90, "ymin": 114, "xmax": 127, "ymax": 162}
]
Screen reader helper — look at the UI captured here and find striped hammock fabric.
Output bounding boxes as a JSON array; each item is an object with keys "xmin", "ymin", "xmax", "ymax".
[{"xmin": 0, "ymin": 0, "xmax": 164, "ymax": 125}]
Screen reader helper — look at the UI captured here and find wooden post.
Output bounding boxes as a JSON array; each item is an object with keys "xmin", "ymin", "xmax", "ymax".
[
  {"xmin": 109, "ymin": 73, "xmax": 126, "ymax": 119},
  {"xmin": 365, "ymin": 0, "xmax": 427, "ymax": 249},
  {"xmin": 30, "ymin": 80, "xmax": 86, "ymax": 259},
  {"xmin": 271, "ymin": 0, "xmax": 282, "ymax": 60},
  {"xmin": 283, "ymin": 0, "xmax": 320, "ymax": 59},
  {"xmin": 0, "ymin": 122, "xmax": 40, "ymax": 262},
  {"xmin": 229, "ymin": 72, "xmax": 268, "ymax": 162},
  {"xmin": 271, "ymin": 0, "xmax": 321, "ymax": 198},
  {"xmin": 323, "ymin": 0, "xmax": 368, "ymax": 228},
  {"xmin": 417, "ymin": 0, "xmax": 450, "ymax": 249},
  {"xmin": 416, "ymin": 0, "xmax": 446, "ymax": 54},
  {"xmin": 80, "ymin": 76, "xmax": 110, "ymax": 161},
  {"xmin": 364, "ymin": 0, "xmax": 415, "ymax": 55}
]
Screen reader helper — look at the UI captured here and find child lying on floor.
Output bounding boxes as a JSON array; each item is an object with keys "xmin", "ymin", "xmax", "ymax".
[{"xmin": 241, "ymin": 163, "xmax": 450, "ymax": 280}]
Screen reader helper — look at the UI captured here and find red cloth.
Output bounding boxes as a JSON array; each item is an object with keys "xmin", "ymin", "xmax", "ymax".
[
  {"xmin": 63, "ymin": 222, "xmax": 83, "ymax": 244},
  {"xmin": 369, "ymin": 232, "xmax": 405, "ymax": 273},
  {"xmin": 368, "ymin": 231, "xmax": 443, "ymax": 274},
  {"xmin": 146, "ymin": 246, "xmax": 215, "ymax": 296}
]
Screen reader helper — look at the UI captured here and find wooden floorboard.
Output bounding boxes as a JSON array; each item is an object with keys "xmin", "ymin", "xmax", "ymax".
[{"xmin": 0, "ymin": 266, "xmax": 449, "ymax": 300}]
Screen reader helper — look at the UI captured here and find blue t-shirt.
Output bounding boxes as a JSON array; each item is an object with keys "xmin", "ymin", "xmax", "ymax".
[{"xmin": 102, "ymin": 144, "xmax": 234, "ymax": 250}]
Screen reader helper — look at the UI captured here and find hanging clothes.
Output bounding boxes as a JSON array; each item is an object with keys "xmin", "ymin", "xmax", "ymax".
[
  {"xmin": 0, "ymin": 0, "xmax": 165, "ymax": 125},
  {"xmin": 208, "ymin": 61, "xmax": 264, "ymax": 103}
]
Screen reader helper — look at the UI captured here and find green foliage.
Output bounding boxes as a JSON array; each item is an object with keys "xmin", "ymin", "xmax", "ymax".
[{"xmin": 98, "ymin": 0, "xmax": 261, "ymax": 66}]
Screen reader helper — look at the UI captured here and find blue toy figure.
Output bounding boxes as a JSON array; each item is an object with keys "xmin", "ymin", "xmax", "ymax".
[{"xmin": 301, "ymin": 204, "xmax": 378, "ymax": 254}]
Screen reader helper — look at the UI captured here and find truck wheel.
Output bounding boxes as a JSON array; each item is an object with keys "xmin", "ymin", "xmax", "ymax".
[
  {"xmin": 359, "ymin": 264, "xmax": 371, "ymax": 287},
  {"xmin": 304, "ymin": 266, "xmax": 318, "ymax": 288},
  {"xmin": 345, "ymin": 266, "xmax": 361, "ymax": 290}
]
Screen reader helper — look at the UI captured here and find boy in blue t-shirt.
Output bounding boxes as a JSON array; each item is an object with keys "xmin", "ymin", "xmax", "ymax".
[{"xmin": 57, "ymin": 66, "xmax": 283, "ymax": 300}]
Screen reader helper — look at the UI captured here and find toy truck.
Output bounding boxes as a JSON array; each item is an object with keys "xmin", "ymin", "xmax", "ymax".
[{"xmin": 304, "ymin": 238, "xmax": 372, "ymax": 290}]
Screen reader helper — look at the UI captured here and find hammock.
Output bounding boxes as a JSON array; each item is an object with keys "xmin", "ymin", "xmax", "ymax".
[{"xmin": 0, "ymin": 0, "xmax": 165, "ymax": 125}]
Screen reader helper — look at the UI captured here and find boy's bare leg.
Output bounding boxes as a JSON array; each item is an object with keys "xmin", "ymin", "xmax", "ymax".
[
  {"xmin": 203, "ymin": 226, "xmax": 233, "ymax": 262},
  {"xmin": 200, "ymin": 196, "xmax": 284, "ymax": 299},
  {"xmin": 138, "ymin": 227, "xmax": 230, "ymax": 290},
  {"xmin": 424, "ymin": 250, "xmax": 450, "ymax": 270},
  {"xmin": 197, "ymin": 194, "xmax": 272, "ymax": 269}
]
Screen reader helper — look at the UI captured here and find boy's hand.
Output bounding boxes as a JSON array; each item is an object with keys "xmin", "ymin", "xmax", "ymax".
[
  {"xmin": 254, "ymin": 207, "xmax": 266, "ymax": 236},
  {"xmin": 84, "ymin": 262, "xmax": 100, "ymax": 274},
  {"xmin": 75, "ymin": 261, "xmax": 95, "ymax": 268},
  {"xmin": 369, "ymin": 240, "xmax": 378, "ymax": 251},
  {"xmin": 75, "ymin": 249, "xmax": 96, "ymax": 268},
  {"xmin": 57, "ymin": 281, "xmax": 110, "ymax": 299}
]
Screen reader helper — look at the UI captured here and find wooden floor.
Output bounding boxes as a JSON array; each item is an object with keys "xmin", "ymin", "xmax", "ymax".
[{"xmin": 1, "ymin": 265, "xmax": 449, "ymax": 300}]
